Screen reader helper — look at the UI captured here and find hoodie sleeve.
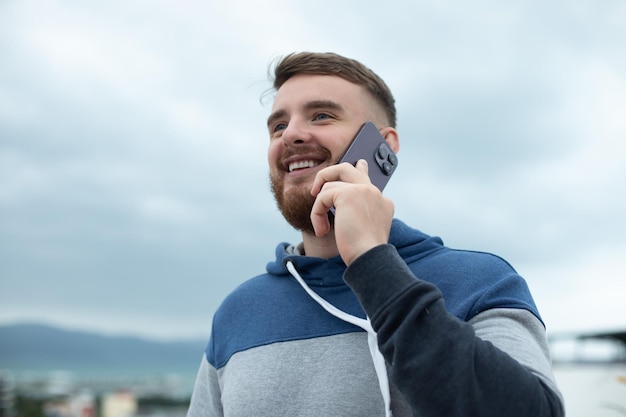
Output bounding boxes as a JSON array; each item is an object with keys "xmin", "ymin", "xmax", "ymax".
[
  {"xmin": 343, "ymin": 244, "xmax": 564, "ymax": 417},
  {"xmin": 187, "ymin": 355, "xmax": 223, "ymax": 417}
]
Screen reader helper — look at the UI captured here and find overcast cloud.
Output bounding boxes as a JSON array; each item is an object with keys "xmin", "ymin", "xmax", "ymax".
[{"xmin": 1, "ymin": 0, "xmax": 625, "ymax": 341}]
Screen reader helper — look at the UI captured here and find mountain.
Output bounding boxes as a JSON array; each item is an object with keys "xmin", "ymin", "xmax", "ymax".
[{"xmin": 0, "ymin": 323, "xmax": 207, "ymax": 375}]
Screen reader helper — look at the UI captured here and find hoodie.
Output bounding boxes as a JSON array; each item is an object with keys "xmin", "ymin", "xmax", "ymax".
[{"xmin": 187, "ymin": 219, "xmax": 564, "ymax": 417}]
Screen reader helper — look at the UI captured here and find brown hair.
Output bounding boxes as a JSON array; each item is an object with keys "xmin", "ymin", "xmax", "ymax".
[{"xmin": 269, "ymin": 52, "xmax": 397, "ymax": 128}]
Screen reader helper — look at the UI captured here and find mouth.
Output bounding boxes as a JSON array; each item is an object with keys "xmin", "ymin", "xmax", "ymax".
[
  {"xmin": 282, "ymin": 154, "xmax": 328, "ymax": 174},
  {"xmin": 288, "ymin": 160, "xmax": 322, "ymax": 173}
]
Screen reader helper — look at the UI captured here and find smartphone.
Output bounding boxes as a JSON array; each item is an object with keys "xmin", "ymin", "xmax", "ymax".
[{"xmin": 338, "ymin": 121, "xmax": 398, "ymax": 191}]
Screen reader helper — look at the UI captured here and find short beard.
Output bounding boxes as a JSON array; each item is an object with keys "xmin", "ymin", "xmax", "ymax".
[
  {"xmin": 270, "ymin": 174, "xmax": 317, "ymax": 234},
  {"xmin": 270, "ymin": 146, "xmax": 338, "ymax": 234}
]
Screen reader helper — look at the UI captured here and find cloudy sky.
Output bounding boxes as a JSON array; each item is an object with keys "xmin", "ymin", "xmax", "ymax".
[{"xmin": 1, "ymin": 0, "xmax": 625, "ymax": 342}]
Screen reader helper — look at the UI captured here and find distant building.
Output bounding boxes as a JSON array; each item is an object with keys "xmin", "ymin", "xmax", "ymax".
[
  {"xmin": 101, "ymin": 390, "xmax": 137, "ymax": 417},
  {"xmin": 0, "ymin": 371, "xmax": 15, "ymax": 417},
  {"xmin": 69, "ymin": 391, "xmax": 95, "ymax": 417},
  {"xmin": 550, "ymin": 329, "xmax": 626, "ymax": 417},
  {"xmin": 42, "ymin": 391, "xmax": 95, "ymax": 417},
  {"xmin": 550, "ymin": 329, "xmax": 626, "ymax": 364}
]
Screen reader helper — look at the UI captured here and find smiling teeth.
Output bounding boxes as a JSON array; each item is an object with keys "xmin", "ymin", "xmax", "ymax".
[{"xmin": 288, "ymin": 160, "xmax": 320, "ymax": 172}]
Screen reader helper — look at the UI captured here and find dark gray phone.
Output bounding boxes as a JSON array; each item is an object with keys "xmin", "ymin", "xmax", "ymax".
[{"xmin": 338, "ymin": 121, "xmax": 398, "ymax": 191}]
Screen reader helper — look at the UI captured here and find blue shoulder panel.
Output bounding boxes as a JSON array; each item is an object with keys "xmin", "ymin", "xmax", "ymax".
[{"xmin": 207, "ymin": 271, "xmax": 365, "ymax": 369}]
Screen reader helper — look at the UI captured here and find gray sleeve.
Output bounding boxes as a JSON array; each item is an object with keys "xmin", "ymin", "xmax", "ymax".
[
  {"xmin": 469, "ymin": 307, "xmax": 563, "ymax": 404},
  {"xmin": 187, "ymin": 355, "xmax": 223, "ymax": 417}
]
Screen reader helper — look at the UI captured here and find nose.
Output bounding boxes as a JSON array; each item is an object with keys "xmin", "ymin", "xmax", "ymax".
[{"xmin": 281, "ymin": 119, "xmax": 312, "ymax": 146}]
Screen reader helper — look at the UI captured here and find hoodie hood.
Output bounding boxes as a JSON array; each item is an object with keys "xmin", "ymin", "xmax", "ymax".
[{"xmin": 266, "ymin": 218, "xmax": 444, "ymax": 279}]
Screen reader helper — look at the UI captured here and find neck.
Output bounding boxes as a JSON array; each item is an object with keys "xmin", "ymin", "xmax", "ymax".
[{"xmin": 301, "ymin": 229, "xmax": 340, "ymax": 259}]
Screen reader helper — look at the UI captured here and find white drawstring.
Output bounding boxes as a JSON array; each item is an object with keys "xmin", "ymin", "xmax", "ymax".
[{"xmin": 286, "ymin": 260, "xmax": 392, "ymax": 417}]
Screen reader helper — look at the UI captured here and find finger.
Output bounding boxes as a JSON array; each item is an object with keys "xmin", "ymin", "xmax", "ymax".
[
  {"xmin": 311, "ymin": 161, "xmax": 370, "ymax": 197},
  {"xmin": 355, "ymin": 158, "xmax": 368, "ymax": 173},
  {"xmin": 310, "ymin": 184, "xmax": 338, "ymax": 237},
  {"xmin": 310, "ymin": 163, "xmax": 351, "ymax": 197}
]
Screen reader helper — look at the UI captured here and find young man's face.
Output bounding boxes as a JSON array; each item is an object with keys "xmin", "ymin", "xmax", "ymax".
[{"xmin": 267, "ymin": 73, "xmax": 380, "ymax": 233}]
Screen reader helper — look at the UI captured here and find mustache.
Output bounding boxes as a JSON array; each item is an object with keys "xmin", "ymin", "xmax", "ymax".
[{"xmin": 278, "ymin": 146, "xmax": 335, "ymax": 165}]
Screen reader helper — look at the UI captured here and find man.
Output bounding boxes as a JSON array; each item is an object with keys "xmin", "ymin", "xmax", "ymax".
[{"xmin": 187, "ymin": 52, "xmax": 564, "ymax": 416}]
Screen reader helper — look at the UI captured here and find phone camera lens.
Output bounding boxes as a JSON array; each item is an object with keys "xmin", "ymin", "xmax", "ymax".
[
  {"xmin": 388, "ymin": 153, "xmax": 398, "ymax": 166},
  {"xmin": 383, "ymin": 161, "xmax": 392, "ymax": 175},
  {"xmin": 377, "ymin": 145, "xmax": 388, "ymax": 160}
]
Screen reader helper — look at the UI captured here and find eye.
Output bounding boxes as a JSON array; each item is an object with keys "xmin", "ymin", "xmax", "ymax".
[
  {"xmin": 313, "ymin": 113, "xmax": 331, "ymax": 121},
  {"xmin": 272, "ymin": 122, "xmax": 287, "ymax": 133}
]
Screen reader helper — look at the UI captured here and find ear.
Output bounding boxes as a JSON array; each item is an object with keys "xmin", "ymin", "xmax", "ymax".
[{"xmin": 380, "ymin": 127, "xmax": 400, "ymax": 153}]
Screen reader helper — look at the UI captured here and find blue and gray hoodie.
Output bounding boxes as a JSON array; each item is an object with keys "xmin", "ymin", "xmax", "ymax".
[{"xmin": 187, "ymin": 219, "xmax": 564, "ymax": 417}]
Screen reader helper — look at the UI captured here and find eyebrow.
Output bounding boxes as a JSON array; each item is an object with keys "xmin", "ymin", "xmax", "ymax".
[
  {"xmin": 267, "ymin": 100, "xmax": 345, "ymax": 129},
  {"xmin": 267, "ymin": 109, "xmax": 286, "ymax": 129}
]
